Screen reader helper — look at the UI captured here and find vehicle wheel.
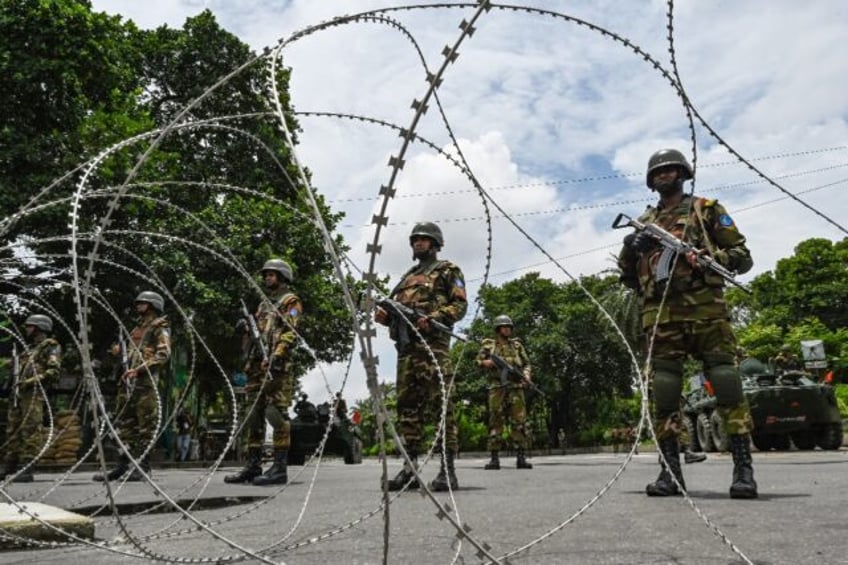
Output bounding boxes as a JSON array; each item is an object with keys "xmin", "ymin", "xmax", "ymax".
[
  {"xmin": 772, "ymin": 434, "xmax": 791, "ymax": 451},
  {"xmin": 696, "ymin": 413, "xmax": 716, "ymax": 452},
  {"xmin": 816, "ymin": 423, "xmax": 844, "ymax": 450},
  {"xmin": 344, "ymin": 437, "xmax": 363, "ymax": 464},
  {"xmin": 751, "ymin": 433, "xmax": 772, "ymax": 451},
  {"xmin": 683, "ymin": 416, "xmax": 701, "ymax": 452},
  {"xmin": 709, "ymin": 411, "xmax": 729, "ymax": 452},
  {"xmin": 790, "ymin": 431, "xmax": 817, "ymax": 450},
  {"xmin": 288, "ymin": 451, "xmax": 306, "ymax": 466}
]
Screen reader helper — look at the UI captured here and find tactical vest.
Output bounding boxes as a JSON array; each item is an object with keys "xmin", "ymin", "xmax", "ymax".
[
  {"xmin": 129, "ymin": 316, "xmax": 169, "ymax": 374},
  {"xmin": 390, "ymin": 260, "xmax": 456, "ymax": 348},
  {"xmin": 636, "ymin": 196, "xmax": 729, "ymax": 325},
  {"xmin": 20, "ymin": 338, "xmax": 61, "ymax": 385}
]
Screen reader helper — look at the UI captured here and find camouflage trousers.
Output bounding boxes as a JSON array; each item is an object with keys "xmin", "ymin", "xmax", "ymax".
[
  {"xmin": 115, "ymin": 383, "xmax": 160, "ymax": 456},
  {"xmin": 486, "ymin": 384, "xmax": 529, "ymax": 451},
  {"xmin": 5, "ymin": 388, "xmax": 44, "ymax": 465},
  {"xmin": 648, "ymin": 319, "xmax": 753, "ymax": 441},
  {"xmin": 396, "ymin": 343, "xmax": 458, "ymax": 454},
  {"xmin": 244, "ymin": 366, "xmax": 294, "ymax": 451}
]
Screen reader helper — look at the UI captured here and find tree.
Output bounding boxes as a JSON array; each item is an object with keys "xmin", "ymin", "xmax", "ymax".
[
  {"xmin": 730, "ymin": 237, "xmax": 848, "ymax": 360},
  {"xmin": 0, "ymin": 5, "xmax": 356, "ymax": 414}
]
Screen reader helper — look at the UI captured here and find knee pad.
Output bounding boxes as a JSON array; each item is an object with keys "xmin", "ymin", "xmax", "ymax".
[
  {"xmin": 264, "ymin": 405, "xmax": 290, "ymax": 429},
  {"xmin": 706, "ymin": 364, "xmax": 744, "ymax": 406},
  {"xmin": 651, "ymin": 359, "xmax": 684, "ymax": 413}
]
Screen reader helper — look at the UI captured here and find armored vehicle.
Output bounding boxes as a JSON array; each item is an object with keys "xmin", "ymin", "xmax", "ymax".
[
  {"xmin": 683, "ymin": 359, "xmax": 843, "ymax": 452},
  {"xmin": 286, "ymin": 395, "xmax": 363, "ymax": 466}
]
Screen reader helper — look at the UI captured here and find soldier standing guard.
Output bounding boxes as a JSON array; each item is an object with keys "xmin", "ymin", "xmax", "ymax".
[
  {"xmin": 617, "ymin": 148, "xmax": 758, "ymax": 499},
  {"xmin": 477, "ymin": 315, "xmax": 534, "ymax": 470},
  {"xmin": 94, "ymin": 291, "xmax": 170, "ymax": 482},
  {"xmin": 2, "ymin": 314, "xmax": 61, "ymax": 483},
  {"xmin": 375, "ymin": 222, "xmax": 468, "ymax": 491},
  {"xmin": 225, "ymin": 259, "xmax": 301, "ymax": 486}
]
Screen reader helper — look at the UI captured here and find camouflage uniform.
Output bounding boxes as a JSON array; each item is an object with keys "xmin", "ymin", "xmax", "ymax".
[
  {"xmin": 618, "ymin": 194, "xmax": 754, "ymax": 441},
  {"xmin": 117, "ymin": 315, "xmax": 170, "ymax": 456},
  {"xmin": 771, "ymin": 351, "xmax": 802, "ymax": 374},
  {"xmin": 5, "ymin": 337, "xmax": 61, "ymax": 471},
  {"xmin": 391, "ymin": 260, "xmax": 467, "ymax": 455},
  {"xmin": 619, "ymin": 151, "xmax": 757, "ymax": 499},
  {"xmin": 243, "ymin": 287, "xmax": 301, "ymax": 453},
  {"xmin": 477, "ymin": 337, "xmax": 531, "ymax": 451}
]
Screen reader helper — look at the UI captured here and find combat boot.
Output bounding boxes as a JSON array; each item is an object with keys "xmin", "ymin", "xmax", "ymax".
[
  {"xmin": 684, "ymin": 447, "xmax": 707, "ymax": 464},
  {"xmin": 224, "ymin": 449, "xmax": 263, "ymax": 484},
  {"xmin": 429, "ymin": 451, "xmax": 458, "ymax": 492},
  {"xmin": 93, "ymin": 455, "xmax": 129, "ymax": 482},
  {"xmin": 126, "ymin": 457, "xmax": 151, "ymax": 482},
  {"xmin": 253, "ymin": 451, "xmax": 287, "ymax": 486},
  {"xmin": 385, "ymin": 452, "xmax": 419, "ymax": 491},
  {"xmin": 484, "ymin": 451, "xmax": 500, "ymax": 470},
  {"xmin": 645, "ymin": 437, "xmax": 684, "ymax": 496},
  {"xmin": 516, "ymin": 448, "xmax": 533, "ymax": 469},
  {"xmin": 729, "ymin": 434, "xmax": 758, "ymax": 499}
]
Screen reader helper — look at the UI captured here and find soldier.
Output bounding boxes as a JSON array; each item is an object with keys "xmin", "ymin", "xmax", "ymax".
[
  {"xmin": 225, "ymin": 259, "xmax": 301, "ymax": 486},
  {"xmin": 375, "ymin": 222, "xmax": 468, "ymax": 491},
  {"xmin": 476, "ymin": 315, "xmax": 533, "ymax": 470},
  {"xmin": 1, "ymin": 314, "xmax": 61, "ymax": 482},
  {"xmin": 94, "ymin": 291, "xmax": 170, "ymax": 482},
  {"xmin": 770, "ymin": 345, "xmax": 802, "ymax": 374},
  {"xmin": 617, "ymin": 148, "xmax": 758, "ymax": 499}
]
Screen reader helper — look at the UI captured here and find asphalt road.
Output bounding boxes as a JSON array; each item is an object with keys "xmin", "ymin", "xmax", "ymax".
[{"xmin": 1, "ymin": 449, "xmax": 847, "ymax": 565}]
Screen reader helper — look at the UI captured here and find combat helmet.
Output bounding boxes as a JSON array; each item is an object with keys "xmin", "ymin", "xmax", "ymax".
[
  {"xmin": 493, "ymin": 315, "xmax": 513, "ymax": 329},
  {"xmin": 24, "ymin": 313, "xmax": 53, "ymax": 333},
  {"xmin": 261, "ymin": 259, "xmax": 293, "ymax": 283},
  {"xmin": 646, "ymin": 148, "xmax": 693, "ymax": 188},
  {"xmin": 135, "ymin": 290, "xmax": 165, "ymax": 313},
  {"xmin": 409, "ymin": 222, "xmax": 444, "ymax": 249}
]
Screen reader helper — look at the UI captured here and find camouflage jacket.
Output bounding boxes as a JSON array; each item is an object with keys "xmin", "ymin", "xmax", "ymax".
[
  {"xmin": 617, "ymin": 194, "xmax": 752, "ymax": 327},
  {"xmin": 390, "ymin": 258, "xmax": 467, "ymax": 350},
  {"xmin": 476, "ymin": 337, "xmax": 531, "ymax": 384},
  {"xmin": 19, "ymin": 337, "xmax": 62, "ymax": 388},
  {"xmin": 128, "ymin": 316, "xmax": 171, "ymax": 378},
  {"xmin": 256, "ymin": 287, "xmax": 301, "ymax": 363}
]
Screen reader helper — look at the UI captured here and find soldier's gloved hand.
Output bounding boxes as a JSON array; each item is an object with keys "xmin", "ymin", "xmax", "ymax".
[
  {"xmin": 480, "ymin": 359, "xmax": 496, "ymax": 369},
  {"xmin": 627, "ymin": 231, "xmax": 657, "ymax": 253},
  {"xmin": 374, "ymin": 307, "xmax": 389, "ymax": 326}
]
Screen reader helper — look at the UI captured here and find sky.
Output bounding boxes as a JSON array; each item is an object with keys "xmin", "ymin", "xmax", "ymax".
[{"xmin": 91, "ymin": 0, "xmax": 848, "ymax": 407}]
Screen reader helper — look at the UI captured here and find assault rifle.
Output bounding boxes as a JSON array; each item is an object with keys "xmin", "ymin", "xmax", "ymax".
[
  {"xmin": 377, "ymin": 298, "xmax": 465, "ymax": 350},
  {"xmin": 240, "ymin": 299, "xmax": 272, "ymax": 379},
  {"xmin": 10, "ymin": 343, "xmax": 20, "ymax": 408},
  {"xmin": 612, "ymin": 213, "xmax": 751, "ymax": 294},
  {"xmin": 482, "ymin": 351, "xmax": 546, "ymax": 398}
]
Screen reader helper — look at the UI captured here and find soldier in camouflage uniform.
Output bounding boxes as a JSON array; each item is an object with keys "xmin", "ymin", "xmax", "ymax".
[
  {"xmin": 375, "ymin": 222, "xmax": 468, "ymax": 492},
  {"xmin": 94, "ymin": 291, "xmax": 170, "ymax": 482},
  {"xmin": 770, "ymin": 345, "xmax": 802, "ymax": 375},
  {"xmin": 477, "ymin": 315, "xmax": 533, "ymax": 470},
  {"xmin": 225, "ymin": 259, "xmax": 301, "ymax": 486},
  {"xmin": 617, "ymin": 148, "xmax": 757, "ymax": 499},
  {"xmin": 2, "ymin": 314, "xmax": 61, "ymax": 483}
]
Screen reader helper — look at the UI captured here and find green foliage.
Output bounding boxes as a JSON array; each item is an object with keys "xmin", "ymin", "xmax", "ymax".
[
  {"xmin": 0, "ymin": 4, "xmax": 356, "ymax": 411},
  {"xmin": 833, "ymin": 384, "xmax": 848, "ymax": 419}
]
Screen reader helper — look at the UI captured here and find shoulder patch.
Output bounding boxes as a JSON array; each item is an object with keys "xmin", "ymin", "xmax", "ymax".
[{"xmin": 718, "ymin": 214, "xmax": 735, "ymax": 227}]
